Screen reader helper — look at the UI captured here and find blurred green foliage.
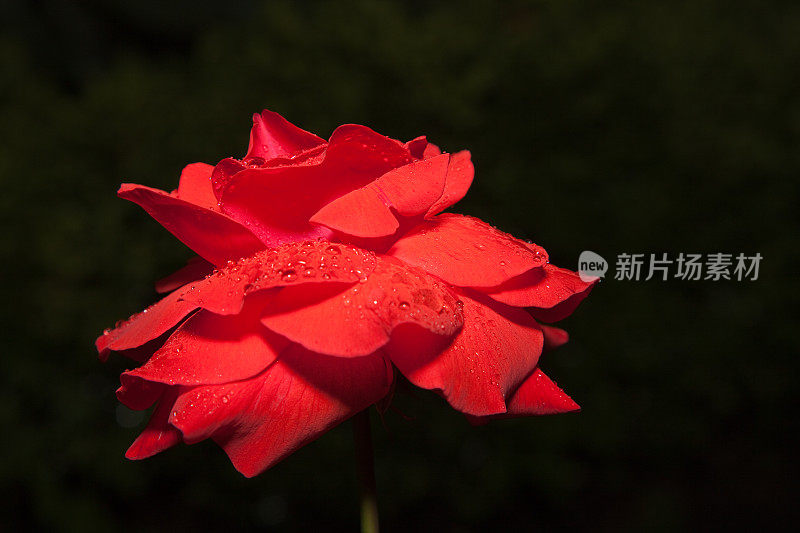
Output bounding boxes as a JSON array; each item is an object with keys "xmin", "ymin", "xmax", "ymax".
[{"xmin": 1, "ymin": 0, "xmax": 798, "ymax": 530}]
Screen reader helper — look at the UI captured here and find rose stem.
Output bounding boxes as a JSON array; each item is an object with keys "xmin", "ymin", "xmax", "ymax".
[{"xmin": 353, "ymin": 409, "xmax": 380, "ymax": 533}]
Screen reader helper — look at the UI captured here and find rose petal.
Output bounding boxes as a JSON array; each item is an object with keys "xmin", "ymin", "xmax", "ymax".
[
  {"xmin": 467, "ymin": 369, "xmax": 580, "ymax": 426},
  {"xmin": 169, "ymin": 346, "xmax": 393, "ymax": 477},
  {"xmin": 245, "ymin": 110, "xmax": 326, "ymax": 161},
  {"xmin": 217, "ymin": 125, "xmax": 412, "ymax": 246},
  {"xmin": 125, "ymin": 293, "xmax": 287, "ymax": 386},
  {"xmin": 373, "ymin": 154, "xmax": 450, "ymax": 216},
  {"xmin": 404, "ymin": 136, "xmax": 428, "ymax": 159},
  {"xmin": 423, "ymin": 143, "xmax": 442, "ymax": 159},
  {"xmin": 99, "ymin": 241, "xmax": 377, "ymax": 361},
  {"xmin": 309, "ymin": 186, "xmax": 400, "ymax": 237},
  {"xmin": 505, "ymin": 368, "xmax": 580, "ymax": 415},
  {"xmin": 388, "ymin": 214, "xmax": 547, "ymax": 288},
  {"xmin": 96, "ymin": 289, "xmax": 198, "ymax": 360},
  {"xmin": 426, "ymin": 150, "xmax": 473, "ymax": 216},
  {"xmin": 529, "ymin": 287, "xmax": 595, "ymax": 323},
  {"xmin": 125, "ymin": 387, "xmax": 182, "ymax": 460},
  {"xmin": 541, "ymin": 324, "xmax": 569, "ymax": 351},
  {"xmin": 175, "ymin": 163, "xmax": 217, "ymax": 210},
  {"xmin": 155, "ymin": 256, "xmax": 214, "ymax": 294},
  {"xmin": 211, "ymin": 147, "xmax": 328, "ymax": 202},
  {"xmin": 105, "ymin": 332, "xmax": 177, "ymax": 364},
  {"xmin": 261, "ymin": 255, "xmax": 464, "ymax": 357},
  {"xmin": 309, "ymin": 154, "xmax": 450, "ymax": 237},
  {"xmin": 117, "ymin": 374, "xmax": 164, "ymax": 410},
  {"xmin": 386, "ymin": 290, "xmax": 543, "ymax": 416},
  {"xmin": 482, "ymin": 263, "xmax": 594, "ymax": 310},
  {"xmin": 178, "ymin": 241, "xmax": 377, "ymax": 315},
  {"xmin": 118, "ymin": 183, "xmax": 265, "ymax": 266},
  {"xmin": 210, "ymin": 158, "xmax": 247, "ymax": 201},
  {"xmin": 217, "ymin": 163, "xmax": 338, "ymax": 245},
  {"xmin": 325, "ymin": 124, "xmax": 413, "ymax": 171}
]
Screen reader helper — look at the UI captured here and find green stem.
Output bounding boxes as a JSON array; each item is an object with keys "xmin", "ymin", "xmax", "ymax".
[{"xmin": 353, "ymin": 409, "xmax": 380, "ymax": 533}]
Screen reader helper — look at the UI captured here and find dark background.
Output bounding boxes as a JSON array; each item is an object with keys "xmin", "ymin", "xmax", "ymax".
[{"xmin": 1, "ymin": 0, "xmax": 798, "ymax": 530}]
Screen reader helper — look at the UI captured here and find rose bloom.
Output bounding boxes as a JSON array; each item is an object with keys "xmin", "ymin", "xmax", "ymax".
[{"xmin": 97, "ymin": 110, "xmax": 594, "ymax": 477}]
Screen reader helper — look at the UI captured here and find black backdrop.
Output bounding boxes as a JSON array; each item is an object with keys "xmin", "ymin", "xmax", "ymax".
[{"xmin": 1, "ymin": 1, "xmax": 798, "ymax": 530}]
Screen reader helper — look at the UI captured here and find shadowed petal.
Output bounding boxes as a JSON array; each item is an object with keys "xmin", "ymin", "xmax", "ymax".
[
  {"xmin": 125, "ymin": 387, "xmax": 182, "ymax": 460},
  {"xmin": 541, "ymin": 324, "xmax": 569, "ymax": 351},
  {"xmin": 169, "ymin": 346, "xmax": 393, "ymax": 477},
  {"xmin": 386, "ymin": 290, "xmax": 544, "ymax": 416},
  {"xmin": 125, "ymin": 293, "xmax": 287, "ymax": 386},
  {"xmin": 116, "ymin": 374, "xmax": 164, "ymax": 410},
  {"xmin": 404, "ymin": 136, "xmax": 428, "ymax": 158}
]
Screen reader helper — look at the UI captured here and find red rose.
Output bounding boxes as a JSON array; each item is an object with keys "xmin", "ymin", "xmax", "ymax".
[{"xmin": 97, "ymin": 110, "xmax": 594, "ymax": 477}]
